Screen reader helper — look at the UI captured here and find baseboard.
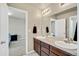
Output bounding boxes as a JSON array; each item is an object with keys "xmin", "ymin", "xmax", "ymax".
[{"xmin": 27, "ymin": 50, "xmax": 35, "ymax": 54}]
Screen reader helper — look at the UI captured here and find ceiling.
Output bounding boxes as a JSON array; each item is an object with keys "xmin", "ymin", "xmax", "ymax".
[
  {"xmin": 7, "ymin": 3, "xmax": 58, "ymax": 18},
  {"xmin": 7, "ymin": 3, "xmax": 57, "ymax": 10},
  {"xmin": 8, "ymin": 3, "xmax": 77, "ymax": 17},
  {"xmin": 7, "ymin": 3, "xmax": 59, "ymax": 17},
  {"xmin": 8, "ymin": 7, "xmax": 25, "ymax": 19}
]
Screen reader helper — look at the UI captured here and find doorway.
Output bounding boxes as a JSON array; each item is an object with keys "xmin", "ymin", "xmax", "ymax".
[{"xmin": 8, "ymin": 7, "xmax": 28, "ymax": 56}]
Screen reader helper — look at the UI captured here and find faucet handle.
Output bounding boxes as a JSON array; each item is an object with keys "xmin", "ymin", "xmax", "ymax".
[{"xmin": 70, "ymin": 38, "xmax": 73, "ymax": 41}]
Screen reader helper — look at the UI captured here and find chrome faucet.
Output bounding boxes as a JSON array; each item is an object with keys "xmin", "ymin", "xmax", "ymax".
[
  {"xmin": 66, "ymin": 36, "xmax": 74, "ymax": 43},
  {"xmin": 64, "ymin": 36, "xmax": 73, "ymax": 43}
]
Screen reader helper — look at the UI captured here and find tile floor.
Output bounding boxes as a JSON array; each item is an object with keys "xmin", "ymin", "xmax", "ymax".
[{"xmin": 25, "ymin": 51, "xmax": 39, "ymax": 56}]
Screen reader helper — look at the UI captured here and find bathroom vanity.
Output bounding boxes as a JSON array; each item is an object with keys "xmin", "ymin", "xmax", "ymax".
[{"xmin": 34, "ymin": 37, "xmax": 77, "ymax": 56}]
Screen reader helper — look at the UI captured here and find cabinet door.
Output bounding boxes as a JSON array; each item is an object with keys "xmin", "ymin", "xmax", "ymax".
[
  {"xmin": 50, "ymin": 51, "xmax": 57, "ymax": 56},
  {"xmin": 41, "ymin": 42, "xmax": 49, "ymax": 49},
  {"xmin": 50, "ymin": 46, "xmax": 72, "ymax": 56},
  {"xmin": 41, "ymin": 42, "xmax": 50, "ymax": 55},
  {"xmin": 41, "ymin": 51, "xmax": 48, "ymax": 56},
  {"xmin": 34, "ymin": 38, "xmax": 40, "ymax": 44},
  {"xmin": 34, "ymin": 38, "xmax": 41, "ymax": 55},
  {"xmin": 41, "ymin": 47, "xmax": 49, "ymax": 55}
]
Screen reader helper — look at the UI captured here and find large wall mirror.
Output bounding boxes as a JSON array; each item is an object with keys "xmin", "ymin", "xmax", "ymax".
[{"xmin": 50, "ymin": 16, "xmax": 77, "ymax": 41}]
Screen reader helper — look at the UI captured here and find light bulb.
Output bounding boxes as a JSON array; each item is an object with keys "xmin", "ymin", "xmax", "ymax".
[{"xmin": 8, "ymin": 12, "xmax": 12, "ymax": 16}]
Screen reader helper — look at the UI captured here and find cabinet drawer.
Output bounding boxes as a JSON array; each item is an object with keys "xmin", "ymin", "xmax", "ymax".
[
  {"xmin": 50, "ymin": 51, "xmax": 57, "ymax": 56},
  {"xmin": 50, "ymin": 46, "xmax": 72, "ymax": 56},
  {"xmin": 41, "ymin": 46, "xmax": 49, "ymax": 55},
  {"xmin": 34, "ymin": 43, "xmax": 40, "ymax": 50},
  {"xmin": 34, "ymin": 38, "xmax": 40, "ymax": 44},
  {"xmin": 41, "ymin": 51, "xmax": 48, "ymax": 56},
  {"xmin": 41, "ymin": 42, "xmax": 49, "ymax": 49},
  {"xmin": 34, "ymin": 43, "xmax": 40, "ymax": 55}
]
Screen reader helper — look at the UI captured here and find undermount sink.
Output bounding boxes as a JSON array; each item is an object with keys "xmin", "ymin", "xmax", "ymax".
[
  {"xmin": 36, "ymin": 36, "xmax": 46, "ymax": 39},
  {"xmin": 55, "ymin": 41, "xmax": 77, "ymax": 49}
]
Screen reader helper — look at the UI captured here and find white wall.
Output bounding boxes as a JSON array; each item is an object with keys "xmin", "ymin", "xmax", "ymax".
[
  {"xmin": 28, "ymin": 9, "xmax": 42, "ymax": 52},
  {"xmin": 9, "ymin": 16, "xmax": 25, "ymax": 39}
]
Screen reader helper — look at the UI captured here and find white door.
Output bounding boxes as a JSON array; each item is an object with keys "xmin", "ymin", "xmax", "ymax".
[
  {"xmin": 0, "ymin": 3, "xmax": 9, "ymax": 56},
  {"xmin": 55, "ymin": 19, "xmax": 66, "ymax": 38},
  {"xmin": 69, "ymin": 16, "xmax": 77, "ymax": 39}
]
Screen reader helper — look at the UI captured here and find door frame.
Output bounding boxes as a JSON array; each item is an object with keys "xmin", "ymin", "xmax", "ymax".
[
  {"xmin": 77, "ymin": 4, "xmax": 79, "ymax": 56},
  {"xmin": 8, "ymin": 6, "xmax": 28, "ymax": 55},
  {"xmin": 0, "ymin": 3, "xmax": 9, "ymax": 56},
  {"xmin": 50, "ymin": 18, "xmax": 56, "ymax": 36}
]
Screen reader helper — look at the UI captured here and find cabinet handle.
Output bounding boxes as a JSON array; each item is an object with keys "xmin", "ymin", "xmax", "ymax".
[{"xmin": 0, "ymin": 41, "xmax": 6, "ymax": 44}]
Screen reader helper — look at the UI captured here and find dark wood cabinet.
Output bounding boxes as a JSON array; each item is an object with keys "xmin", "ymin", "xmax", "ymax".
[
  {"xmin": 34, "ymin": 38, "xmax": 41, "ymax": 55},
  {"xmin": 41, "ymin": 42, "xmax": 50, "ymax": 55},
  {"xmin": 34, "ymin": 38, "xmax": 73, "ymax": 56},
  {"xmin": 41, "ymin": 51, "xmax": 48, "ymax": 56},
  {"xmin": 50, "ymin": 51, "xmax": 57, "ymax": 56},
  {"xmin": 41, "ymin": 42, "xmax": 49, "ymax": 49},
  {"xmin": 50, "ymin": 45, "xmax": 72, "ymax": 56},
  {"xmin": 41, "ymin": 47, "xmax": 49, "ymax": 55}
]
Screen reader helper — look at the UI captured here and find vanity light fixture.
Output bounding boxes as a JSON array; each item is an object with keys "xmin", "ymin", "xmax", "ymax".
[
  {"xmin": 42, "ymin": 8, "xmax": 51, "ymax": 16},
  {"xmin": 43, "ymin": 10, "xmax": 51, "ymax": 16},
  {"xmin": 42, "ymin": 8, "xmax": 50, "ymax": 15}
]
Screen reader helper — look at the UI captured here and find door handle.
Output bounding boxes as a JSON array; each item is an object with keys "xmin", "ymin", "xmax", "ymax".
[{"xmin": 0, "ymin": 41, "xmax": 6, "ymax": 45}]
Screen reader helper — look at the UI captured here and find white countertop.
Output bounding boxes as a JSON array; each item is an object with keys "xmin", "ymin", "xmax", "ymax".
[{"xmin": 34, "ymin": 36, "xmax": 77, "ymax": 56}]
